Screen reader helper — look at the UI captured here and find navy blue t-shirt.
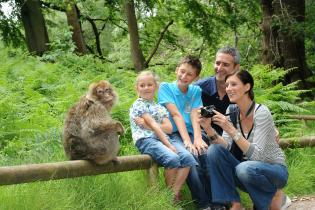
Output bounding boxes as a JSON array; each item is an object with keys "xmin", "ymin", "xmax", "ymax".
[{"xmin": 195, "ymin": 76, "xmax": 230, "ymax": 135}]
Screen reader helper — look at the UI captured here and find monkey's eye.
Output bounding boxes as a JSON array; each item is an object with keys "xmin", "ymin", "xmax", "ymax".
[
  {"xmin": 104, "ymin": 88, "xmax": 111, "ymax": 93},
  {"xmin": 97, "ymin": 89, "xmax": 105, "ymax": 94},
  {"xmin": 97, "ymin": 88, "xmax": 111, "ymax": 95}
]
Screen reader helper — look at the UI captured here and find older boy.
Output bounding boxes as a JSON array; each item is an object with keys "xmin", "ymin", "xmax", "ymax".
[{"xmin": 158, "ymin": 55, "xmax": 210, "ymax": 209}]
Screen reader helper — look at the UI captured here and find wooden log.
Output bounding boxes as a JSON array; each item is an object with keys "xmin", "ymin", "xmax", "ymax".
[
  {"xmin": 287, "ymin": 115, "xmax": 315, "ymax": 120},
  {"xmin": 0, "ymin": 154, "xmax": 155, "ymax": 186},
  {"xmin": 280, "ymin": 136, "xmax": 315, "ymax": 149}
]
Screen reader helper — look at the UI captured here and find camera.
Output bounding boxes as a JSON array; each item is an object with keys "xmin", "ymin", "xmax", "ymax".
[{"xmin": 200, "ymin": 105, "xmax": 216, "ymax": 118}]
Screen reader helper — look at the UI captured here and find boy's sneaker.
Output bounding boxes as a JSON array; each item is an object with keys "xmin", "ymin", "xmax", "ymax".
[
  {"xmin": 211, "ymin": 205, "xmax": 226, "ymax": 210},
  {"xmin": 280, "ymin": 194, "xmax": 292, "ymax": 210},
  {"xmin": 198, "ymin": 207, "xmax": 211, "ymax": 210}
]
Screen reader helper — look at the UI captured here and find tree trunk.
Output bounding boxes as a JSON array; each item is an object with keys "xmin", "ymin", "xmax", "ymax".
[
  {"xmin": 20, "ymin": 0, "xmax": 49, "ymax": 55},
  {"xmin": 261, "ymin": 0, "xmax": 274, "ymax": 64},
  {"xmin": 260, "ymin": 0, "xmax": 312, "ymax": 87},
  {"xmin": 65, "ymin": 3, "xmax": 87, "ymax": 54},
  {"xmin": 124, "ymin": 0, "xmax": 147, "ymax": 71}
]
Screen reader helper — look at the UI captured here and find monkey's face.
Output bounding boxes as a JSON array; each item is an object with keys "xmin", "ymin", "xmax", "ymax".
[
  {"xmin": 87, "ymin": 80, "xmax": 118, "ymax": 107},
  {"xmin": 96, "ymin": 85, "xmax": 116, "ymax": 105}
]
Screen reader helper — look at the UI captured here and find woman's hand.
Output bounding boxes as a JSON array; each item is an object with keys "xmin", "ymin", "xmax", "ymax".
[
  {"xmin": 211, "ymin": 110, "xmax": 235, "ymax": 135},
  {"xmin": 197, "ymin": 106, "xmax": 212, "ymax": 130},
  {"xmin": 198, "ymin": 115, "xmax": 212, "ymax": 130}
]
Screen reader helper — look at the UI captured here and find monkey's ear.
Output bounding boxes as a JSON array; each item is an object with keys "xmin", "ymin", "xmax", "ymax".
[
  {"xmin": 86, "ymin": 82, "xmax": 98, "ymax": 102},
  {"xmin": 86, "ymin": 94, "xmax": 95, "ymax": 102}
]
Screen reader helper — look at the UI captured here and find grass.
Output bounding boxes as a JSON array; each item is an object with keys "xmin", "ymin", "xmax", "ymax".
[{"xmin": 0, "ymin": 171, "xmax": 179, "ymax": 210}]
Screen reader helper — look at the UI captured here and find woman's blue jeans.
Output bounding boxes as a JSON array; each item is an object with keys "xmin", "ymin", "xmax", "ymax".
[{"xmin": 206, "ymin": 144, "xmax": 288, "ymax": 210}]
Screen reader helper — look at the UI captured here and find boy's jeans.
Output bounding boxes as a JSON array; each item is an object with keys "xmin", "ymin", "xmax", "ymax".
[{"xmin": 171, "ymin": 132, "xmax": 211, "ymax": 209}]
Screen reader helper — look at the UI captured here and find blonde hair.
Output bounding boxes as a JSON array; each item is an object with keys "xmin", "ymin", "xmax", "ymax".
[{"xmin": 136, "ymin": 70, "xmax": 160, "ymax": 85}]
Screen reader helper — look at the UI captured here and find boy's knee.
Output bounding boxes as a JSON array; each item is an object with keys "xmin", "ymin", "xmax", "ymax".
[
  {"xmin": 180, "ymin": 152, "xmax": 198, "ymax": 166},
  {"xmin": 164, "ymin": 154, "xmax": 181, "ymax": 168}
]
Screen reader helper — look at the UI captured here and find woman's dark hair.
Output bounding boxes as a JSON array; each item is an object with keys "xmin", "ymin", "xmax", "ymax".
[{"xmin": 226, "ymin": 70, "xmax": 254, "ymax": 100}]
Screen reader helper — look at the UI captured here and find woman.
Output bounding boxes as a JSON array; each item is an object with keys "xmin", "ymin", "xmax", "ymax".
[{"xmin": 200, "ymin": 70, "xmax": 288, "ymax": 210}]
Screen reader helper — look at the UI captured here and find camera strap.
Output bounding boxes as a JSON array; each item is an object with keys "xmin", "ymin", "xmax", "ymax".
[
  {"xmin": 228, "ymin": 104, "xmax": 243, "ymax": 161},
  {"xmin": 245, "ymin": 100, "xmax": 256, "ymax": 117}
]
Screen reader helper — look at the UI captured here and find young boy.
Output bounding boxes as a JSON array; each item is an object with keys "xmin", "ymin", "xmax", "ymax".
[{"xmin": 158, "ymin": 55, "xmax": 210, "ymax": 209}]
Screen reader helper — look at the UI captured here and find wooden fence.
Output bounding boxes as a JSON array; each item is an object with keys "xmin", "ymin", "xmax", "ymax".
[
  {"xmin": 288, "ymin": 115, "xmax": 315, "ymax": 121},
  {"xmin": 0, "ymin": 155, "xmax": 158, "ymax": 186},
  {"xmin": 0, "ymin": 115, "xmax": 314, "ymax": 186}
]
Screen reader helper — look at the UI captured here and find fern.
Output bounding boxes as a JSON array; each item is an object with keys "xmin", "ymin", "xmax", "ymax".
[{"xmin": 250, "ymin": 64, "xmax": 311, "ymax": 137}]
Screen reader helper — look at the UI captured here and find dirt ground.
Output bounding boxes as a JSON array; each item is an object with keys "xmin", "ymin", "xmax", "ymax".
[{"xmin": 287, "ymin": 195, "xmax": 315, "ymax": 210}]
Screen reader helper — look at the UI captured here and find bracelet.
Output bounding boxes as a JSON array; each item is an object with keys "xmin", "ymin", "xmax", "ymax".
[
  {"xmin": 233, "ymin": 131, "xmax": 242, "ymax": 142},
  {"xmin": 208, "ymin": 132, "xmax": 218, "ymax": 141}
]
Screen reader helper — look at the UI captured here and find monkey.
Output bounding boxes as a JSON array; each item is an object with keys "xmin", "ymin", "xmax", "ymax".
[{"xmin": 63, "ymin": 80, "xmax": 124, "ymax": 165}]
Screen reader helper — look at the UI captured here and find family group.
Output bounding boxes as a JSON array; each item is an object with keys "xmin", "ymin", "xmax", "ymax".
[{"xmin": 129, "ymin": 47, "xmax": 290, "ymax": 210}]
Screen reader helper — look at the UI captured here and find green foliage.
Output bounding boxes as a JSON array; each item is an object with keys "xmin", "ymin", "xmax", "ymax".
[
  {"xmin": 250, "ymin": 64, "xmax": 310, "ymax": 137},
  {"xmin": 306, "ymin": 0, "xmax": 315, "ymax": 72},
  {"xmin": 0, "ymin": 45, "xmax": 139, "ymax": 159},
  {"xmin": 0, "ymin": 13, "xmax": 24, "ymax": 48}
]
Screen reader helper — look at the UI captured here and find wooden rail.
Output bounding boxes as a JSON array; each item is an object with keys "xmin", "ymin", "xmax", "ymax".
[
  {"xmin": 0, "ymin": 154, "xmax": 158, "ymax": 186},
  {"xmin": 280, "ymin": 136, "xmax": 315, "ymax": 149},
  {"xmin": 288, "ymin": 115, "xmax": 315, "ymax": 121},
  {"xmin": 0, "ymin": 136, "xmax": 314, "ymax": 186}
]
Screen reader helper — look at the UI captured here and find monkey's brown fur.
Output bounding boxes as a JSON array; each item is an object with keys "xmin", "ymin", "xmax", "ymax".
[{"xmin": 63, "ymin": 80, "xmax": 124, "ymax": 165}]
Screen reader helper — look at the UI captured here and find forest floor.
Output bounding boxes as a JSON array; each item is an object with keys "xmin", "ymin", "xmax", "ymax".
[{"xmin": 287, "ymin": 195, "xmax": 315, "ymax": 210}]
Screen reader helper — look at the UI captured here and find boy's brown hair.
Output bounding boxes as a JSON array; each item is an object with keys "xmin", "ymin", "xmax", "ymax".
[{"xmin": 177, "ymin": 55, "xmax": 202, "ymax": 76}]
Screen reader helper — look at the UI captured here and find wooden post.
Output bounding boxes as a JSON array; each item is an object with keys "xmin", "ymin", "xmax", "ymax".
[{"xmin": 147, "ymin": 162, "xmax": 159, "ymax": 186}]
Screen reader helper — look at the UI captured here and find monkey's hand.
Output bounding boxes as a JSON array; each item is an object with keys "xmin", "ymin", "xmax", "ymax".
[{"xmin": 115, "ymin": 122, "xmax": 125, "ymax": 135}]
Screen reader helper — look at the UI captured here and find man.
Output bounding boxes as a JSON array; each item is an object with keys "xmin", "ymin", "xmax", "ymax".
[
  {"xmin": 185, "ymin": 46, "xmax": 240, "ymax": 210},
  {"xmin": 195, "ymin": 46, "xmax": 240, "ymax": 135}
]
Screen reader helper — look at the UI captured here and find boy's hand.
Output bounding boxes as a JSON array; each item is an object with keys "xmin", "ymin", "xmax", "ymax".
[
  {"xmin": 184, "ymin": 142, "xmax": 198, "ymax": 156},
  {"xmin": 134, "ymin": 117, "xmax": 150, "ymax": 130},
  {"xmin": 194, "ymin": 138, "xmax": 208, "ymax": 155}
]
